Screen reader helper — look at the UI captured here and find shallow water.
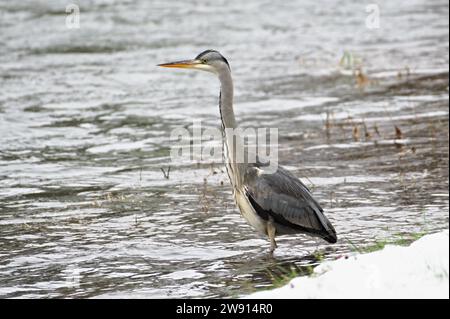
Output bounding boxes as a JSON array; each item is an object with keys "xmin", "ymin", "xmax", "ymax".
[{"xmin": 0, "ymin": 0, "xmax": 448, "ymax": 298}]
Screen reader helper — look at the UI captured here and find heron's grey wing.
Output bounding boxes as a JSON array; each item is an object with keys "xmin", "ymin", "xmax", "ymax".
[{"xmin": 245, "ymin": 166, "xmax": 337, "ymax": 243}]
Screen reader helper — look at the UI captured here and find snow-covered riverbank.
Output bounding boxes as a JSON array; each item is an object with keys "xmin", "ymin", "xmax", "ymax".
[{"xmin": 248, "ymin": 230, "xmax": 449, "ymax": 299}]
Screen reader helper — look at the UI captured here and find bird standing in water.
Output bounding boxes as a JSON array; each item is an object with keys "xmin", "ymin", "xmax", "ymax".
[{"xmin": 159, "ymin": 50, "xmax": 337, "ymax": 255}]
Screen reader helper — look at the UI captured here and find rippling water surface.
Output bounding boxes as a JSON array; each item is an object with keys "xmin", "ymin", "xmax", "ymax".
[{"xmin": 0, "ymin": 0, "xmax": 448, "ymax": 298}]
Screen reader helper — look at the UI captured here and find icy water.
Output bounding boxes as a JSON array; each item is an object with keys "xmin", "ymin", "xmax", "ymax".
[{"xmin": 0, "ymin": 0, "xmax": 448, "ymax": 298}]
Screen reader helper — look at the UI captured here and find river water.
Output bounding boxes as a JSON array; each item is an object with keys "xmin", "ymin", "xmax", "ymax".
[{"xmin": 0, "ymin": 0, "xmax": 448, "ymax": 298}]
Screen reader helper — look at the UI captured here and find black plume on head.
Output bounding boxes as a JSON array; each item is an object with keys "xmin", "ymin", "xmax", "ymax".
[{"xmin": 195, "ymin": 50, "xmax": 230, "ymax": 68}]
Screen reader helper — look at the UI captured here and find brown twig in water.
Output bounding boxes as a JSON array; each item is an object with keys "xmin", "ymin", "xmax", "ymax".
[
  {"xmin": 352, "ymin": 125, "xmax": 360, "ymax": 142},
  {"xmin": 373, "ymin": 123, "xmax": 381, "ymax": 137},
  {"xmin": 395, "ymin": 126, "xmax": 403, "ymax": 140},
  {"xmin": 362, "ymin": 119, "xmax": 371, "ymax": 141},
  {"xmin": 394, "ymin": 126, "xmax": 404, "ymax": 150}
]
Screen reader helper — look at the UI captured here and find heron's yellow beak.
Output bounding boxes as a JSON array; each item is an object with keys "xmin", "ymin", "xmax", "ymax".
[{"xmin": 157, "ymin": 59, "xmax": 202, "ymax": 69}]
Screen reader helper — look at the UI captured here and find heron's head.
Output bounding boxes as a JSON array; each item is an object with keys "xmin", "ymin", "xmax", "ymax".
[{"xmin": 158, "ymin": 50, "xmax": 230, "ymax": 75}]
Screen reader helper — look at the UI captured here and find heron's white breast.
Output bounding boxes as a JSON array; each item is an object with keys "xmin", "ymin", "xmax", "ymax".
[{"xmin": 234, "ymin": 191, "xmax": 267, "ymax": 235}]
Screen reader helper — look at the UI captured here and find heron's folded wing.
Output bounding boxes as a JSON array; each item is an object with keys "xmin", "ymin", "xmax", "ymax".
[{"xmin": 245, "ymin": 167, "xmax": 337, "ymax": 242}]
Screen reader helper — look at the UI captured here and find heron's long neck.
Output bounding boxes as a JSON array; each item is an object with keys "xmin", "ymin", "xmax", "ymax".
[
  {"xmin": 218, "ymin": 70, "xmax": 236, "ymax": 129},
  {"xmin": 218, "ymin": 69, "xmax": 246, "ymax": 189}
]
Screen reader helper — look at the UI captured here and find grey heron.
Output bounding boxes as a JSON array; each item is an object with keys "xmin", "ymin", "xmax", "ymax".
[{"xmin": 159, "ymin": 50, "xmax": 337, "ymax": 254}]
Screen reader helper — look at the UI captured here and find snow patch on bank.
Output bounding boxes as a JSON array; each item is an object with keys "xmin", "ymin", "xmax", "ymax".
[{"xmin": 247, "ymin": 230, "xmax": 449, "ymax": 299}]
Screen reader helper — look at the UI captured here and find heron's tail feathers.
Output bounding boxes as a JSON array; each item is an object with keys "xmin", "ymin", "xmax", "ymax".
[{"xmin": 321, "ymin": 219, "xmax": 337, "ymax": 243}]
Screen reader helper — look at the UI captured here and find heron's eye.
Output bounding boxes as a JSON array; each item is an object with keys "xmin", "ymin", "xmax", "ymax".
[{"xmin": 201, "ymin": 59, "xmax": 207, "ymax": 64}]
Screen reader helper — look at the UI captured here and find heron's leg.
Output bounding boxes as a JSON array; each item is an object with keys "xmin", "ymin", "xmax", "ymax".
[{"xmin": 267, "ymin": 218, "xmax": 277, "ymax": 256}]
